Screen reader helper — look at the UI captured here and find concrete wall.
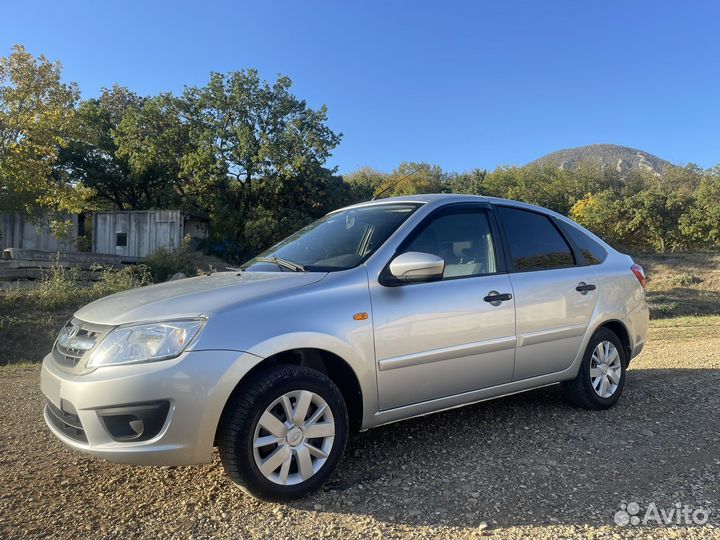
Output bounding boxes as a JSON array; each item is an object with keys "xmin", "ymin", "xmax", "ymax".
[
  {"xmin": 0, "ymin": 213, "xmax": 78, "ymax": 251},
  {"xmin": 93, "ymin": 210, "xmax": 185, "ymax": 258}
]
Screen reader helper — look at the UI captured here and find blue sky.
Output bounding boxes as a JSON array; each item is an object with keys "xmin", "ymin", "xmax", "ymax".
[{"xmin": 3, "ymin": 1, "xmax": 719, "ymax": 173}]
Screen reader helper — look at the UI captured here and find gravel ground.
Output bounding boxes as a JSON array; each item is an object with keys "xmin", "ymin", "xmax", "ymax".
[{"xmin": 1, "ymin": 322, "xmax": 719, "ymax": 540}]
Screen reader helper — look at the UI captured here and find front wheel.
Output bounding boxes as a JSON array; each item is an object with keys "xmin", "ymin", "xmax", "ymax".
[
  {"xmin": 563, "ymin": 328, "xmax": 627, "ymax": 410},
  {"xmin": 219, "ymin": 364, "xmax": 348, "ymax": 502}
]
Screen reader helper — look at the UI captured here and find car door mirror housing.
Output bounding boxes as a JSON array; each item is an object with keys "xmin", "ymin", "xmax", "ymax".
[{"xmin": 388, "ymin": 251, "xmax": 445, "ymax": 283}]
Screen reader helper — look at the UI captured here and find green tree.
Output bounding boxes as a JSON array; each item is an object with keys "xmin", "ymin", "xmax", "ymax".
[
  {"xmin": 679, "ymin": 166, "xmax": 720, "ymax": 247},
  {"xmin": 373, "ymin": 162, "xmax": 444, "ymax": 198},
  {"xmin": 571, "ymin": 166, "xmax": 702, "ymax": 252},
  {"xmin": 570, "ymin": 191, "xmax": 628, "ymax": 247},
  {"xmin": 58, "ymin": 85, "xmax": 158, "ymax": 210},
  {"xmin": 0, "ymin": 45, "xmax": 85, "ymax": 235},
  {"xmin": 114, "ymin": 92, "xmax": 192, "ymax": 209},
  {"xmin": 343, "ymin": 167, "xmax": 387, "ymax": 202},
  {"xmin": 61, "ymin": 86, "xmax": 197, "ymax": 211},
  {"xmin": 623, "ymin": 167, "xmax": 700, "ymax": 252},
  {"xmin": 483, "ymin": 165, "xmax": 584, "ymax": 215},
  {"xmin": 447, "ymin": 168, "xmax": 487, "ymax": 194},
  {"xmin": 175, "ymin": 70, "xmax": 343, "ymax": 260}
]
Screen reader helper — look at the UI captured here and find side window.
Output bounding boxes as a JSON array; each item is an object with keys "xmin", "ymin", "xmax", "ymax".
[
  {"xmin": 496, "ymin": 206, "xmax": 575, "ymax": 271},
  {"xmin": 557, "ymin": 221, "xmax": 607, "ymax": 265},
  {"xmin": 404, "ymin": 210, "xmax": 497, "ymax": 278}
]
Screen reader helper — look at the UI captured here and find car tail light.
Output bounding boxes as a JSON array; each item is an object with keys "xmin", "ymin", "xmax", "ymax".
[{"xmin": 631, "ymin": 264, "xmax": 646, "ymax": 289}]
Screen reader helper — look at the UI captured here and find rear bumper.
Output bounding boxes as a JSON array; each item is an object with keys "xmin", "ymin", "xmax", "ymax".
[
  {"xmin": 624, "ymin": 298, "xmax": 650, "ymax": 360},
  {"xmin": 40, "ymin": 348, "xmax": 261, "ymax": 466}
]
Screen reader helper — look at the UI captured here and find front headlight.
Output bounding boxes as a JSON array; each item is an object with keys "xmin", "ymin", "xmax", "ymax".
[{"xmin": 87, "ymin": 319, "xmax": 205, "ymax": 368}]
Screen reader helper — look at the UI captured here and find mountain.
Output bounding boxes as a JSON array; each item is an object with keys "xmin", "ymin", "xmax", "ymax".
[{"xmin": 528, "ymin": 144, "xmax": 674, "ymax": 175}]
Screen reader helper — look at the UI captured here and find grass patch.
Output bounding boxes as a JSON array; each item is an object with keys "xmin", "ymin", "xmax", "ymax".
[
  {"xmin": 0, "ymin": 361, "xmax": 40, "ymax": 372},
  {"xmin": 646, "ymin": 315, "xmax": 720, "ymax": 344},
  {"xmin": 666, "ymin": 272, "xmax": 702, "ymax": 287},
  {"xmin": 648, "ymin": 315, "xmax": 720, "ymax": 328},
  {"xmin": 25, "ymin": 264, "xmax": 152, "ymax": 310},
  {"xmin": 636, "ymin": 251, "xmax": 720, "ymax": 319},
  {"xmin": 0, "ymin": 265, "xmax": 151, "ymax": 366}
]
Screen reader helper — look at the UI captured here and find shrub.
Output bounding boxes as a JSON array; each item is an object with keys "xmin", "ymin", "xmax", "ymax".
[
  {"xmin": 24, "ymin": 264, "xmax": 152, "ymax": 310},
  {"xmin": 143, "ymin": 235, "xmax": 214, "ymax": 282},
  {"xmin": 0, "ymin": 264, "xmax": 152, "ymax": 365},
  {"xmin": 667, "ymin": 273, "xmax": 702, "ymax": 287},
  {"xmin": 92, "ymin": 264, "xmax": 152, "ymax": 297},
  {"xmin": 29, "ymin": 266, "xmax": 87, "ymax": 310}
]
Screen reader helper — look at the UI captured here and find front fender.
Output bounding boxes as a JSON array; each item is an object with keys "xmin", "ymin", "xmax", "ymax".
[{"xmin": 245, "ymin": 331, "xmax": 378, "ymax": 430}]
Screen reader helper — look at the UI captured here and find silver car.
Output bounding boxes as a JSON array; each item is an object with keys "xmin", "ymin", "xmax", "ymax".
[{"xmin": 41, "ymin": 194, "xmax": 649, "ymax": 501}]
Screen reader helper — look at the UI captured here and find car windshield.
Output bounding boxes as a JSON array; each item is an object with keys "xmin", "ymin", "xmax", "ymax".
[{"xmin": 242, "ymin": 203, "xmax": 420, "ymax": 272}]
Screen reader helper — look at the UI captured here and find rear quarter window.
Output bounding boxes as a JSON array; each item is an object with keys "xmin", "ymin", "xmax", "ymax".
[{"xmin": 557, "ymin": 221, "xmax": 607, "ymax": 265}]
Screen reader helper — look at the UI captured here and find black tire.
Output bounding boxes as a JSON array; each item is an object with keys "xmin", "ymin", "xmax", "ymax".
[
  {"xmin": 219, "ymin": 364, "xmax": 348, "ymax": 502},
  {"xmin": 563, "ymin": 327, "xmax": 627, "ymax": 410}
]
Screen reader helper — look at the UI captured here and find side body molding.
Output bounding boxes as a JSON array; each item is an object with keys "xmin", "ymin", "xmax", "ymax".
[{"xmin": 378, "ymin": 335, "xmax": 517, "ymax": 371}]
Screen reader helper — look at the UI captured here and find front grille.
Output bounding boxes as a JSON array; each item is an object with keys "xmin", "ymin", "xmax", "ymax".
[
  {"xmin": 45, "ymin": 400, "xmax": 87, "ymax": 443},
  {"xmin": 55, "ymin": 343, "xmax": 87, "ymax": 365},
  {"xmin": 52, "ymin": 320, "xmax": 103, "ymax": 369}
]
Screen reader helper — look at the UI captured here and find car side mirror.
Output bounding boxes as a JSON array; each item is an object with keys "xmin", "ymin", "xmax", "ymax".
[{"xmin": 388, "ymin": 251, "xmax": 445, "ymax": 283}]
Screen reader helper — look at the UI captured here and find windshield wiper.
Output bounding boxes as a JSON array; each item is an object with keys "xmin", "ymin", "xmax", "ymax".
[{"xmin": 254, "ymin": 256, "xmax": 306, "ymax": 272}]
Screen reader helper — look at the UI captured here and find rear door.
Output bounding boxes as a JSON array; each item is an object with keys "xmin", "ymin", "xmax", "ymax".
[
  {"xmin": 370, "ymin": 204, "xmax": 517, "ymax": 410},
  {"xmin": 494, "ymin": 205, "xmax": 600, "ymax": 380}
]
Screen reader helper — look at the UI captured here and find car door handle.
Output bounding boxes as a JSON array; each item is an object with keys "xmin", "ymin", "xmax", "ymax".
[
  {"xmin": 484, "ymin": 292, "xmax": 513, "ymax": 303},
  {"xmin": 576, "ymin": 282, "xmax": 597, "ymax": 293}
]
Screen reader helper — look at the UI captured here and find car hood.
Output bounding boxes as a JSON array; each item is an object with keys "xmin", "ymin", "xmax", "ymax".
[{"xmin": 74, "ymin": 271, "xmax": 327, "ymax": 326}]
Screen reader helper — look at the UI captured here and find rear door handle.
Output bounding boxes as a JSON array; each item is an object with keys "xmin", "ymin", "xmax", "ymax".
[
  {"xmin": 484, "ymin": 291, "xmax": 513, "ymax": 304},
  {"xmin": 576, "ymin": 282, "xmax": 596, "ymax": 293}
]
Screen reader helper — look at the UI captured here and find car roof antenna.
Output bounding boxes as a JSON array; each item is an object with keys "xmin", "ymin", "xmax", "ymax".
[{"xmin": 371, "ymin": 165, "xmax": 423, "ymax": 201}]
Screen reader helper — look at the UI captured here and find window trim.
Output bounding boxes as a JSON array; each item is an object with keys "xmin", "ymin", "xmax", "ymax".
[
  {"xmin": 379, "ymin": 202, "xmax": 507, "ymax": 286},
  {"xmin": 492, "ymin": 204, "xmax": 579, "ymax": 274}
]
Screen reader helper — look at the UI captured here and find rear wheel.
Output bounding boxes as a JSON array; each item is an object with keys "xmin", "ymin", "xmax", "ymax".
[
  {"xmin": 563, "ymin": 328, "xmax": 627, "ymax": 410},
  {"xmin": 219, "ymin": 364, "xmax": 348, "ymax": 501}
]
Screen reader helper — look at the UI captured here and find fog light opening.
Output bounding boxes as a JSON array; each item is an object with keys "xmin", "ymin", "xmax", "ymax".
[{"xmin": 98, "ymin": 401, "xmax": 170, "ymax": 442}]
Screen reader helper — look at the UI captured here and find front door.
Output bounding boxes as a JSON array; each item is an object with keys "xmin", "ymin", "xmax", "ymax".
[
  {"xmin": 494, "ymin": 205, "xmax": 600, "ymax": 380},
  {"xmin": 370, "ymin": 205, "xmax": 517, "ymax": 411}
]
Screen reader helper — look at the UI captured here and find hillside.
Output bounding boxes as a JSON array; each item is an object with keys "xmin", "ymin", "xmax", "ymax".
[{"xmin": 528, "ymin": 144, "xmax": 674, "ymax": 175}]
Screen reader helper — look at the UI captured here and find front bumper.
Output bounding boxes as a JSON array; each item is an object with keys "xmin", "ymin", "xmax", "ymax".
[{"xmin": 40, "ymin": 349, "xmax": 261, "ymax": 466}]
